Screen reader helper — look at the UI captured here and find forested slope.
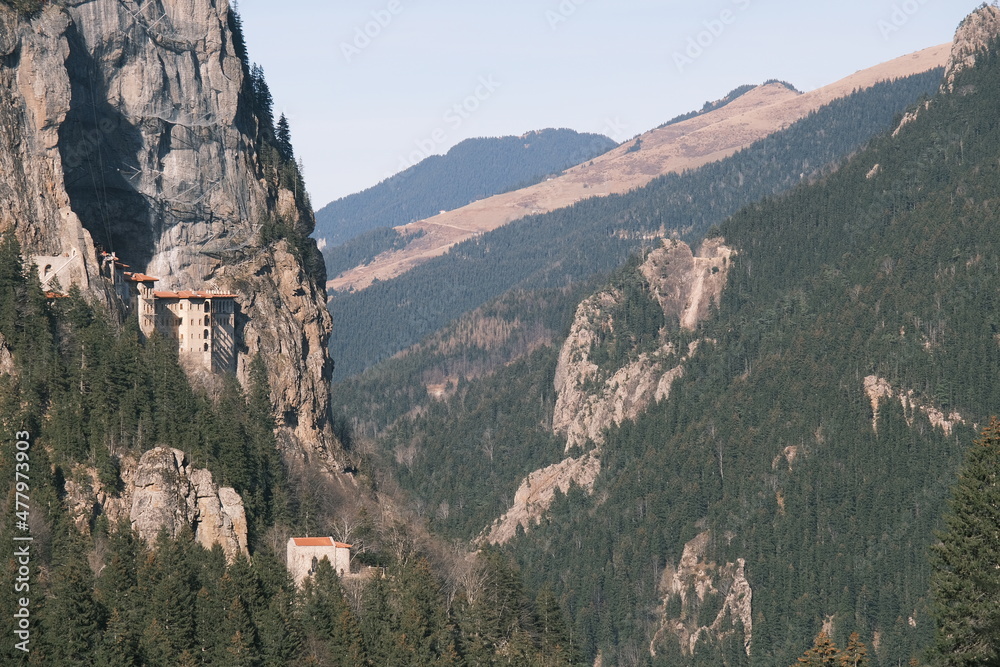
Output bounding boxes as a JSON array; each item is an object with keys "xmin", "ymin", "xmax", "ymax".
[
  {"xmin": 329, "ymin": 70, "xmax": 943, "ymax": 381},
  {"xmin": 333, "ymin": 34, "xmax": 1000, "ymax": 667},
  {"xmin": 314, "ymin": 129, "xmax": 616, "ymax": 247}
]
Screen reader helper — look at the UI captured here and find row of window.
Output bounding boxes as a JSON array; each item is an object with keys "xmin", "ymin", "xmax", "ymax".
[
  {"xmin": 170, "ymin": 330, "xmax": 212, "ymax": 341},
  {"xmin": 155, "ymin": 315, "xmax": 233, "ymax": 327},
  {"xmin": 145, "ymin": 300, "xmax": 235, "ymax": 313}
]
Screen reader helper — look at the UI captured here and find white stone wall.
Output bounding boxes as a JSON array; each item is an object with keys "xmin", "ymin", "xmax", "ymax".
[
  {"xmin": 286, "ymin": 539, "xmax": 351, "ymax": 586},
  {"xmin": 152, "ymin": 295, "xmax": 236, "ymax": 372}
]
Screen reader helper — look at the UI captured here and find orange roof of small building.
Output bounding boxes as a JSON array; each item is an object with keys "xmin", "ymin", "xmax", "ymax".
[
  {"xmin": 44, "ymin": 292, "xmax": 69, "ymax": 299},
  {"xmin": 290, "ymin": 537, "xmax": 352, "ymax": 549},
  {"xmin": 124, "ymin": 272, "xmax": 159, "ymax": 282},
  {"xmin": 153, "ymin": 290, "xmax": 238, "ymax": 299}
]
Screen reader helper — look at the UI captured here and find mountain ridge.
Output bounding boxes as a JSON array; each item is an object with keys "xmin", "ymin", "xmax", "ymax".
[
  {"xmin": 313, "ymin": 128, "xmax": 616, "ymax": 248},
  {"xmin": 329, "ymin": 68, "xmax": 945, "ymax": 380},
  {"xmin": 328, "ymin": 43, "xmax": 950, "ymax": 294}
]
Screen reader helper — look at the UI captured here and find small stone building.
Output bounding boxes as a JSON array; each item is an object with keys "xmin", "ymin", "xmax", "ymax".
[
  {"xmin": 286, "ymin": 537, "xmax": 352, "ymax": 586},
  {"xmin": 35, "ymin": 248, "xmax": 88, "ymax": 293}
]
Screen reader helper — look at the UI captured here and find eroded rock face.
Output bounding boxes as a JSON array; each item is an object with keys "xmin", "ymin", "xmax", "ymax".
[
  {"xmin": 483, "ymin": 454, "xmax": 600, "ymax": 545},
  {"xmin": 863, "ymin": 375, "xmax": 965, "ymax": 436},
  {"xmin": 0, "ymin": 6, "xmax": 96, "ymax": 290},
  {"xmin": 0, "ymin": 333, "xmax": 14, "ymax": 377},
  {"xmin": 943, "ymin": 5, "xmax": 1000, "ymax": 93},
  {"xmin": 484, "ymin": 238, "xmax": 732, "ymax": 543},
  {"xmin": 130, "ymin": 447, "xmax": 248, "ymax": 560},
  {"xmin": 649, "ymin": 531, "xmax": 752, "ymax": 660},
  {"xmin": 553, "ymin": 238, "xmax": 730, "ymax": 452},
  {"xmin": 640, "ymin": 237, "xmax": 733, "ymax": 331},
  {"xmin": 0, "ymin": 1, "xmax": 337, "ymax": 463}
]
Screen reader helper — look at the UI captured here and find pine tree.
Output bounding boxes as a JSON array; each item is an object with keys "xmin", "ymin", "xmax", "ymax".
[
  {"xmin": 536, "ymin": 587, "xmax": 582, "ymax": 666},
  {"xmin": 94, "ymin": 521, "xmax": 145, "ymax": 665},
  {"xmin": 839, "ymin": 633, "xmax": 870, "ymax": 667},
  {"xmin": 37, "ymin": 529, "xmax": 103, "ymax": 662},
  {"xmin": 299, "ymin": 558, "xmax": 366, "ymax": 666},
  {"xmin": 256, "ymin": 589, "xmax": 303, "ymax": 666},
  {"xmin": 929, "ymin": 417, "xmax": 1000, "ymax": 666},
  {"xmin": 394, "ymin": 558, "xmax": 459, "ymax": 666},
  {"xmin": 138, "ymin": 530, "xmax": 197, "ymax": 661},
  {"xmin": 250, "ymin": 64, "xmax": 274, "ymax": 137},
  {"xmin": 359, "ymin": 574, "xmax": 399, "ymax": 666},
  {"xmin": 795, "ymin": 631, "xmax": 841, "ymax": 666},
  {"xmin": 276, "ymin": 114, "xmax": 294, "ymax": 161}
]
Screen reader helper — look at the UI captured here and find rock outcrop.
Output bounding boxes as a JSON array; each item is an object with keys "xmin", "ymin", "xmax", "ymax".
[
  {"xmin": 553, "ymin": 238, "xmax": 730, "ymax": 452},
  {"xmin": 483, "ymin": 454, "xmax": 600, "ymax": 545},
  {"xmin": 0, "ymin": 333, "xmax": 14, "ymax": 377},
  {"xmin": 649, "ymin": 532, "xmax": 752, "ymax": 660},
  {"xmin": 863, "ymin": 375, "xmax": 965, "ymax": 436},
  {"xmin": 641, "ymin": 237, "xmax": 733, "ymax": 331},
  {"xmin": 943, "ymin": 5, "xmax": 1000, "ymax": 93},
  {"xmin": 63, "ymin": 446, "xmax": 248, "ymax": 560},
  {"xmin": 0, "ymin": 0, "xmax": 336, "ymax": 462},
  {"xmin": 484, "ymin": 239, "xmax": 732, "ymax": 543},
  {"xmin": 129, "ymin": 447, "xmax": 248, "ymax": 560}
]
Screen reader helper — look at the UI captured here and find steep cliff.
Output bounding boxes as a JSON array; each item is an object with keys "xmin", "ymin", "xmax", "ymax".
[
  {"xmin": 649, "ymin": 532, "xmax": 752, "ymax": 659},
  {"xmin": 943, "ymin": 4, "xmax": 1000, "ymax": 92},
  {"xmin": 484, "ymin": 238, "xmax": 731, "ymax": 543},
  {"xmin": 64, "ymin": 446, "xmax": 248, "ymax": 560},
  {"xmin": 0, "ymin": 1, "xmax": 336, "ymax": 461},
  {"xmin": 553, "ymin": 238, "xmax": 731, "ymax": 452}
]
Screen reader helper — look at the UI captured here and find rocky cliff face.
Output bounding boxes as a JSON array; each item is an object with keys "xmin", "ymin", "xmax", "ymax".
[
  {"xmin": 65, "ymin": 446, "xmax": 248, "ymax": 560},
  {"xmin": 649, "ymin": 531, "xmax": 752, "ymax": 659},
  {"xmin": 484, "ymin": 238, "xmax": 731, "ymax": 543},
  {"xmin": 130, "ymin": 447, "xmax": 248, "ymax": 560},
  {"xmin": 863, "ymin": 375, "xmax": 966, "ymax": 436},
  {"xmin": 482, "ymin": 454, "xmax": 600, "ymax": 545},
  {"xmin": 943, "ymin": 5, "xmax": 1000, "ymax": 92},
  {"xmin": 553, "ymin": 238, "xmax": 731, "ymax": 452},
  {"xmin": 0, "ymin": 1, "xmax": 336, "ymax": 462}
]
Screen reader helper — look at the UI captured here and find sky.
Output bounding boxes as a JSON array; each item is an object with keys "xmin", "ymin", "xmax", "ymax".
[{"xmin": 235, "ymin": 0, "xmax": 982, "ymax": 209}]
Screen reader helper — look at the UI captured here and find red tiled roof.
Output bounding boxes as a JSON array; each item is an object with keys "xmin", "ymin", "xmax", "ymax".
[
  {"xmin": 291, "ymin": 537, "xmax": 352, "ymax": 548},
  {"xmin": 124, "ymin": 272, "xmax": 159, "ymax": 282},
  {"xmin": 153, "ymin": 290, "xmax": 238, "ymax": 299},
  {"xmin": 44, "ymin": 292, "xmax": 69, "ymax": 299}
]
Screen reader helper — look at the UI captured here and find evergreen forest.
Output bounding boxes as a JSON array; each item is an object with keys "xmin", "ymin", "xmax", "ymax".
[
  {"xmin": 4, "ymin": 2, "xmax": 1000, "ymax": 665},
  {"xmin": 328, "ymin": 35, "xmax": 1000, "ymax": 667},
  {"xmin": 328, "ymin": 69, "xmax": 943, "ymax": 381}
]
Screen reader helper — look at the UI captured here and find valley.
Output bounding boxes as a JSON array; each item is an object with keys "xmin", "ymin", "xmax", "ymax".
[{"xmin": 1, "ymin": 1, "xmax": 999, "ymax": 666}]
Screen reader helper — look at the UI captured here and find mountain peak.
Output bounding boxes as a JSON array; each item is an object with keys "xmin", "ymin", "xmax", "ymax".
[{"xmin": 944, "ymin": 4, "xmax": 1000, "ymax": 91}]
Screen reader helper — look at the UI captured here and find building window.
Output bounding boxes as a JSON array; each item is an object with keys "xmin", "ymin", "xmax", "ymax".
[
  {"xmin": 204, "ymin": 302, "xmax": 210, "ymax": 312},
  {"xmin": 180, "ymin": 334, "xmax": 183, "ymax": 340},
  {"xmin": 204, "ymin": 343, "xmax": 209, "ymax": 352},
  {"xmin": 204, "ymin": 329, "xmax": 210, "ymax": 340},
  {"xmin": 204, "ymin": 316, "xmax": 210, "ymax": 326}
]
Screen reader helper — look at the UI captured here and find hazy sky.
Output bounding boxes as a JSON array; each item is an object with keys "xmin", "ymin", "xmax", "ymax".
[{"xmin": 235, "ymin": 0, "xmax": 980, "ymax": 208}]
